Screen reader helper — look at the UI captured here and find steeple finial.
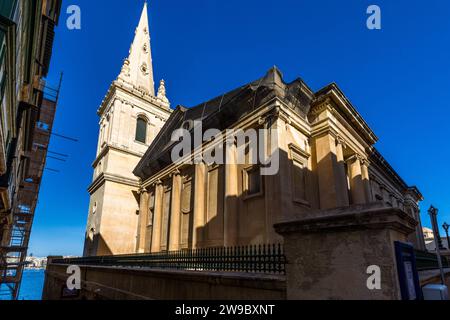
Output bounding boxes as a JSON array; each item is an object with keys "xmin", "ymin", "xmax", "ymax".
[
  {"xmin": 118, "ymin": 2, "xmax": 155, "ymax": 96},
  {"xmin": 157, "ymin": 79, "xmax": 169, "ymax": 104}
]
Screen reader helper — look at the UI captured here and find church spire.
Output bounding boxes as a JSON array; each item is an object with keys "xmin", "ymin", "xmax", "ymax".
[{"xmin": 119, "ymin": 2, "xmax": 155, "ymax": 96}]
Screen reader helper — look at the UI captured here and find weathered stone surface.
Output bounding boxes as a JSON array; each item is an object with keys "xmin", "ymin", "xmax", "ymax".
[
  {"xmin": 43, "ymin": 263, "xmax": 286, "ymax": 300},
  {"xmin": 275, "ymin": 203, "xmax": 417, "ymax": 300}
]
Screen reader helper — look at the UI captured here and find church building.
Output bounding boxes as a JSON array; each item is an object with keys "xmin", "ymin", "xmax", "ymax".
[{"xmin": 83, "ymin": 3, "xmax": 425, "ymax": 257}]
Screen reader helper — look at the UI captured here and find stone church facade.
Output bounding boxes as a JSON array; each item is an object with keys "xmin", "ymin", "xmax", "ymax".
[{"xmin": 83, "ymin": 3, "xmax": 425, "ymax": 257}]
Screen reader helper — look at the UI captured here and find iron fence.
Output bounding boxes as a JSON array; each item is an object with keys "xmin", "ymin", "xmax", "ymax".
[
  {"xmin": 414, "ymin": 249, "xmax": 450, "ymax": 271},
  {"xmin": 53, "ymin": 244, "xmax": 286, "ymax": 275}
]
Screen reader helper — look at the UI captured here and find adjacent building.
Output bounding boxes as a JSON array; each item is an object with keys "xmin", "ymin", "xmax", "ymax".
[
  {"xmin": 0, "ymin": 0, "xmax": 62, "ymax": 300},
  {"xmin": 83, "ymin": 3, "xmax": 425, "ymax": 257}
]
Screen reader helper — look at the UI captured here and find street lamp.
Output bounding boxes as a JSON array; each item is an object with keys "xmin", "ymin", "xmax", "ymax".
[
  {"xmin": 443, "ymin": 222, "xmax": 450, "ymax": 250},
  {"xmin": 429, "ymin": 205, "xmax": 445, "ymax": 285},
  {"xmin": 429, "ymin": 206, "xmax": 445, "ymax": 250}
]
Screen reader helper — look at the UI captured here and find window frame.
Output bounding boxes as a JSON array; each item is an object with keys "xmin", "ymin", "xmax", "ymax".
[
  {"xmin": 135, "ymin": 116, "xmax": 148, "ymax": 144},
  {"xmin": 289, "ymin": 143, "xmax": 310, "ymax": 207},
  {"xmin": 242, "ymin": 165, "xmax": 264, "ymax": 200}
]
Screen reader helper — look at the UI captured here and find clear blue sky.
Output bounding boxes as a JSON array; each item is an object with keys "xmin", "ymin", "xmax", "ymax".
[{"xmin": 29, "ymin": 0, "xmax": 450, "ymax": 257}]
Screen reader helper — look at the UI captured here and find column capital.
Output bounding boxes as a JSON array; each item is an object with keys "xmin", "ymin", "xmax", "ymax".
[
  {"xmin": 346, "ymin": 153, "xmax": 367, "ymax": 164},
  {"xmin": 335, "ymin": 135, "xmax": 347, "ymax": 148},
  {"xmin": 138, "ymin": 187, "xmax": 149, "ymax": 195},
  {"xmin": 169, "ymin": 169, "xmax": 181, "ymax": 178},
  {"xmin": 151, "ymin": 179, "xmax": 163, "ymax": 188},
  {"xmin": 225, "ymin": 134, "xmax": 237, "ymax": 147},
  {"xmin": 193, "ymin": 158, "xmax": 207, "ymax": 166}
]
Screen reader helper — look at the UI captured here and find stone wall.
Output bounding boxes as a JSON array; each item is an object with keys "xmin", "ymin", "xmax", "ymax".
[
  {"xmin": 275, "ymin": 203, "xmax": 418, "ymax": 300},
  {"xmin": 43, "ymin": 263, "xmax": 286, "ymax": 300}
]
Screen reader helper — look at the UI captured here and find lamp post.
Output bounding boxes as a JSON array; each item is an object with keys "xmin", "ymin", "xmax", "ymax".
[
  {"xmin": 429, "ymin": 206, "xmax": 445, "ymax": 250},
  {"xmin": 443, "ymin": 222, "xmax": 450, "ymax": 250},
  {"xmin": 429, "ymin": 206, "xmax": 445, "ymax": 285}
]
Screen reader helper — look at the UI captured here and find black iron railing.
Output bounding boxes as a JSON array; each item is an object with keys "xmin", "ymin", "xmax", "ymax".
[
  {"xmin": 415, "ymin": 250, "xmax": 450, "ymax": 271},
  {"xmin": 52, "ymin": 244, "xmax": 286, "ymax": 275}
]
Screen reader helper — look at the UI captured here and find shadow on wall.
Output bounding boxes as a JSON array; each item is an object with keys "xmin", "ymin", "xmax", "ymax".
[
  {"xmin": 191, "ymin": 148, "xmax": 310, "ymax": 248},
  {"xmin": 83, "ymin": 231, "xmax": 113, "ymax": 257}
]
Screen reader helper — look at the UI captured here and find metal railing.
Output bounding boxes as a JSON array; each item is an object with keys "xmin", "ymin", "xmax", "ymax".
[
  {"xmin": 415, "ymin": 250, "xmax": 450, "ymax": 271},
  {"xmin": 53, "ymin": 244, "xmax": 287, "ymax": 275}
]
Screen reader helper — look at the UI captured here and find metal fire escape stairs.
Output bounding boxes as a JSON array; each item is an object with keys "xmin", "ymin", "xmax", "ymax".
[{"xmin": 0, "ymin": 78, "xmax": 61, "ymax": 300}]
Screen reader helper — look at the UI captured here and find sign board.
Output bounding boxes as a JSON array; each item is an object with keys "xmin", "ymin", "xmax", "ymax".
[
  {"xmin": 394, "ymin": 241, "xmax": 422, "ymax": 300},
  {"xmin": 61, "ymin": 286, "xmax": 80, "ymax": 299}
]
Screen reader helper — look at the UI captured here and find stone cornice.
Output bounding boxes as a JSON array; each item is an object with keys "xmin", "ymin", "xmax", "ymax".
[
  {"xmin": 310, "ymin": 116, "xmax": 368, "ymax": 158},
  {"xmin": 97, "ymin": 81, "xmax": 172, "ymax": 117},
  {"xmin": 288, "ymin": 143, "xmax": 311, "ymax": 160},
  {"xmin": 92, "ymin": 144, "xmax": 144, "ymax": 169},
  {"xmin": 274, "ymin": 203, "xmax": 417, "ymax": 236},
  {"xmin": 88, "ymin": 172, "xmax": 140, "ymax": 194},
  {"xmin": 312, "ymin": 85, "xmax": 378, "ymax": 145}
]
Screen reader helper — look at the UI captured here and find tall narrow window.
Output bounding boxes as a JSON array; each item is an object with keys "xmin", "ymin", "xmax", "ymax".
[
  {"xmin": 244, "ymin": 166, "xmax": 262, "ymax": 197},
  {"xmin": 135, "ymin": 117, "xmax": 147, "ymax": 143},
  {"xmin": 289, "ymin": 144, "xmax": 310, "ymax": 206}
]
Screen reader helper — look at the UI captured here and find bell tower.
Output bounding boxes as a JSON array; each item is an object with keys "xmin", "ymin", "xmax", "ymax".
[{"xmin": 84, "ymin": 2, "xmax": 172, "ymax": 256}]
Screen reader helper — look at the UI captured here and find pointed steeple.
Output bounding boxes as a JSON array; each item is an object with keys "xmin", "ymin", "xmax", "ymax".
[{"xmin": 119, "ymin": 2, "xmax": 155, "ymax": 96}]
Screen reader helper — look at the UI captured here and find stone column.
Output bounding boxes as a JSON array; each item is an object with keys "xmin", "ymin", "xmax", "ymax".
[
  {"xmin": 224, "ymin": 137, "xmax": 239, "ymax": 247},
  {"xmin": 136, "ymin": 189, "xmax": 149, "ymax": 253},
  {"xmin": 335, "ymin": 137, "xmax": 350, "ymax": 206},
  {"xmin": 361, "ymin": 159, "xmax": 372, "ymax": 202},
  {"xmin": 347, "ymin": 155, "xmax": 367, "ymax": 205},
  {"xmin": 405, "ymin": 197, "xmax": 426, "ymax": 251},
  {"xmin": 414, "ymin": 208, "xmax": 426, "ymax": 251},
  {"xmin": 144, "ymin": 192, "xmax": 154, "ymax": 253},
  {"xmin": 150, "ymin": 181, "xmax": 163, "ymax": 253},
  {"xmin": 168, "ymin": 170, "xmax": 182, "ymax": 251},
  {"xmin": 313, "ymin": 133, "xmax": 349, "ymax": 209},
  {"xmin": 275, "ymin": 203, "xmax": 417, "ymax": 300},
  {"xmin": 193, "ymin": 162, "xmax": 206, "ymax": 248}
]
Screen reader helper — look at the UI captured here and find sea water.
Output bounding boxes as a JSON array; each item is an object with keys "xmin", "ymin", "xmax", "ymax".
[{"xmin": 17, "ymin": 269, "xmax": 45, "ymax": 300}]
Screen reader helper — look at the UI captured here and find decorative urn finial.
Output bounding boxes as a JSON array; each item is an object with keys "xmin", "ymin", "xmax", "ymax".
[{"xmin": 157, "ymin": 79, "xmax": 169, "ymax": 103}]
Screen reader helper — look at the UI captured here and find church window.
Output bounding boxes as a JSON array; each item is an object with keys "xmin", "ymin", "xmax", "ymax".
[
  {"xmin": 243, "ymin": 166, "xmax": 263, "ymax": 198},
  {"xmin": 289, "ymin": 144, "xmax": 310, "ymax": 205},
  {"xmin": 135, "ymin": 117, "xmax": 147, "ymax": 143}
]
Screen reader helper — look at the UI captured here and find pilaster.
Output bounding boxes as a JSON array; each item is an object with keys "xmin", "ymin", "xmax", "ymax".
[
  {"xmin": 193, "ymin": 162, "xmax": 206, "ymax": 248},
  {"xmin": 150, "ymin": 180, "xmax": 163, "ymax": 253},
  {"xmin": 313, "ymin": 132, "xmax": 349, "ymax": 209},
  {"xmin": 224, "ymin": 137, "xmax": 239, "ymax": 247},
  {"xmin": 136, "ymin": 188, "xmax": 149, "ymax": 253},
  {"xmin": 347, "ymin": 154, "xmax": 367, "ymax": 205},
  {"xmin": 168, "ymin": 170, "xmax": 182, "ymax": 251}
]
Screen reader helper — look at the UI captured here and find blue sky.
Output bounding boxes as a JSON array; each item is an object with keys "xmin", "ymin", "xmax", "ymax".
[{"xmin": 29, "ymin": 0, "xmax": 450, "ymax": 257}]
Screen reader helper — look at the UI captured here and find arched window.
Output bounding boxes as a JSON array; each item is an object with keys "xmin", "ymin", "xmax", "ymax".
[{"xmin": 135, "ymin": 117, "xmax": 147, "ymax": 143}]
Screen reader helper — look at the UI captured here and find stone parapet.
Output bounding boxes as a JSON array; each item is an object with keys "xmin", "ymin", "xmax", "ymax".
[
  {"xmin": 43, "ymin": 263, "xmax": 286, "ymax": 300},
  {"xmin": 275, "ymin": 203, "xmax": 417, "ymax": 300}
]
